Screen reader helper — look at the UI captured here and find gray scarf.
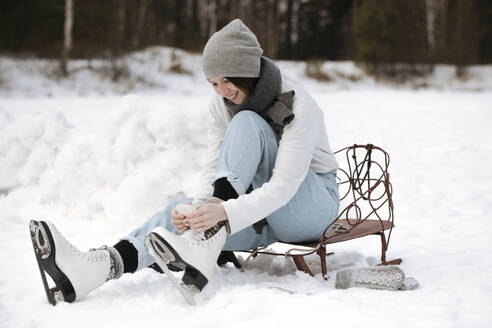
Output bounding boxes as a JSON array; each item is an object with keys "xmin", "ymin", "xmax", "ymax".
[{"xmin": 223, "ymin": 57, "xmax": 295, "ymax": 136}]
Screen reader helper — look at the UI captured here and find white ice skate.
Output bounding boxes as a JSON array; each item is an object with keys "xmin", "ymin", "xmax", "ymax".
[
  {"xmin": 29, "ymin": 220, "xmax": 122, "ymax": 304},
  {"xmin": 144, "ymin": 203, "xmax": 227, "ymax": 305}
]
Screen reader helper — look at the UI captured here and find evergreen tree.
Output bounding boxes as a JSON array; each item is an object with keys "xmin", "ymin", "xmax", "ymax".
[{"xmin": 353, "ymin": 0, "xmax": 427, "ymax": 64}]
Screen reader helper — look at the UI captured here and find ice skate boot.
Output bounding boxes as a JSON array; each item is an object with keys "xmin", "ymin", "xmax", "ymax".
[
  {"xmin": 335, "ymin": 265, "xmax": 405, "ymax": 290},
  {"xmin": 144, "ymin": 203, "xmax": 227, "ymax": 305},
  {"xmin": 29, "ymin": 220, "xmax": 123, "ymax": 305}
]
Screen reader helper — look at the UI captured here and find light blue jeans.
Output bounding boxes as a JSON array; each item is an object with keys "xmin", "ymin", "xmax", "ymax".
[{"xmin": 123, "ymin": 111, "xmax": 339, "ymax": 271}]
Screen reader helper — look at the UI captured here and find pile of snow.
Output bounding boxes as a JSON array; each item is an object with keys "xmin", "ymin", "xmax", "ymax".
[
  {"xmin": 0, "ymin": 95, "xmax": 207, "ymax": 229},
  {"xmin": 1, "ymin": 47, "xmax": 491, "ymax": 98},
  {"xmin": 0, "ymin": 48, "xmax": 207, "ymax": 97}
]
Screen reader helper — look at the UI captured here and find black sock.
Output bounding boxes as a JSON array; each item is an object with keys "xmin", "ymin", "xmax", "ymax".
[
  {"xmin": 212, "ymin": 178, "xmax": 249, "ymax": 267},
  {"xmin": 113, "ymin": 240, "xmax": 138, "ymax": 274},
  {"xmin": 214, "ymin": 178, "xmax": 266, "ymax": 234},
  {"xmin": 207, "ymin": 177, "xmax": 243, "ymax": 238},
  {"xmin": 213, "ymin": 177, "xmax": 239, "ymax": 200}
]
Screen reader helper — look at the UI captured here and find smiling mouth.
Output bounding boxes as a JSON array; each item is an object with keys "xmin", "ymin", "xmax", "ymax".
[{"xmin": 227, "ymin": 91, "xmax": 239, "ymax": 101}]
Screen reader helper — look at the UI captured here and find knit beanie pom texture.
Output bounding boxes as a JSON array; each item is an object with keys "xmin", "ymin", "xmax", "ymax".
[{"xmin": 202, "ymin": 18, "xmax": 263, "ymax": 79}]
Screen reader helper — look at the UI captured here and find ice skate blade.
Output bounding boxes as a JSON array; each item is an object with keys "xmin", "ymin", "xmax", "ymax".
[
  {"xmin": 335, "ymin": 265, "xmax": 405, "ymax": 290},
  {"xmin": 29, "ymin": 220, "xmax": 76, "ymax": 304},
  {"xmin": 146, "ymin": 232, "xmax": 209, "ymax": 291},
  {"xmin": 145, "ymin": 234, "xmax": 200, "ymax": 305},
  {"xmin": 145, "ymin": 233, "xmax": 187, "ymax": 272}
]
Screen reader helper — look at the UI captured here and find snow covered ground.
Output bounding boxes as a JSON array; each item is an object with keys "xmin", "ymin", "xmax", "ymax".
[{"xmin": 1, "ymin": 49, "xmax": 492, "ymax": 327}]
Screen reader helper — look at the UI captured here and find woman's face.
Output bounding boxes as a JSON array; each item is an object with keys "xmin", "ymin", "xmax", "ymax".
[{"xmin": 208, "ymin": 77, "xmax": 248, "ymax": 105}]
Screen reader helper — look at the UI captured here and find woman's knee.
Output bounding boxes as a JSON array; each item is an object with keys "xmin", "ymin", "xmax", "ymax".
[{"xmin": 228, "ymin": 110, "xmax": 271, "ymax": 135}]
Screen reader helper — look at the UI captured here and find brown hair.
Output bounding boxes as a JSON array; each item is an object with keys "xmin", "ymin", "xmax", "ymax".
[{"xmin": 227, "ymin": 77, "xmax": 259, "ymax": 97}]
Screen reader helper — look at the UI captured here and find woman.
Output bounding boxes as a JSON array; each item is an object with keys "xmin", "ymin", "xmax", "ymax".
[{"xmin": 29, "ymin": 18, "xmax": 340, "ymax": 305}]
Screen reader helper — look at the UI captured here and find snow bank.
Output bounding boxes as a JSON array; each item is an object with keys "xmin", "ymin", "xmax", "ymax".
[
  {"xmin": 1, "ymin": 47, "xmax": 491, "ymax": 98},
  {"xmin": 0, "ymin": 95, "xmax": 208, "ymax": 229}
]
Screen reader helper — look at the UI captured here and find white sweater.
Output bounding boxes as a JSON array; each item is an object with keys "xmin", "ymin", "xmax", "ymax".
[{"xmin": 192, "ymin": 76, "xmax": 339, "ymax": 234}]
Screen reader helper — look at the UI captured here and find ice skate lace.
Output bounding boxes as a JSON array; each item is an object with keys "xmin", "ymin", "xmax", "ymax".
[
  {"xmin": 182, "ymin": 228, "xmax": 225, "ymax": 246},
  {"xmin": 52, "ymin": 225, "xmax": 108, "ymax": 263}
]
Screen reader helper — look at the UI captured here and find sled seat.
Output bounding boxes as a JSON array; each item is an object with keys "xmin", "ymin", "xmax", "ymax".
[{"xmin": 238, "ymin": 144, "xmax": 402, "ymax": 279}]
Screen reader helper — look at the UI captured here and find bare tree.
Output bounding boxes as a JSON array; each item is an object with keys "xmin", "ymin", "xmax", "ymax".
[
  {"xmin": 190, "ymin": 0, "xmax": 202, "ymax": 50},
  {"xmin": 230, "ymin": 0, "xmax": 239, "ymax": 20},
  {"xmin": 426, "ymin": 0, "xmax": 447, "ymax": 57},
  {"xmin": 61, "ymin": 0, "xmax": 73, "ymax": 76},
  {"xmin": 266, "ymin": 0, "xmax": 280, "ymax": 58},
  {"xmin": 425, "ymin": 0, "xmax": 450, "ymax": 62},
  {"xmin": 133, "ymin": 0, "xmax": 150, "ymax": 49},
  {"xmin": 291, "ymin": 0, "xmax": 300, "ymax": 59},
  {"xmin": 454, "ymin": 0, "xmax": 478, "ymax": 74},
  {"xmin": 208, "ymin": 0, "xmax": 217, "ymax": 37},
  {"xmin": 109, "ymin": 0, "xmax": 128, "ymax": 81},
  {"xmin": 426, "ymin": 0, "xmax": 437, "ymax": 54},
  {"xmin": 248, "ymin": 0, "xmax": 261, "ymax": 49},
  {"xmin": 174, "ymin": 0, "xmax": 183, "ymax": 48},
  {"xmin": 198, "ymin": 1, "xmax": 210, "ymax": 41},
  {"xmin": 116, "ymin": 0, "xmax": 126, "ymax": 55},
  {"xmin": 352, "ymin": 0, "xmax": 358, "ymax": 26},
  {"xmin": 285, "ymin": 0, "xmax": 294, "ymax": 58}
]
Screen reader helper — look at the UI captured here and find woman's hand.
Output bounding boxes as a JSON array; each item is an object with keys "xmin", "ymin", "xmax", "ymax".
[
  {"xmin": 184, "ymin": 203, "xmax": 228, "ymax": 232},
  {"xmin": 171, "ymin": 207, "xmax": 189, "ymax": 232}
]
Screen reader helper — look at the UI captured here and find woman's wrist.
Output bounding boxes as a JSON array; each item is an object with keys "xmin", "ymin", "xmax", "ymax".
[
  {"xmin": 218, "ymin": 203, "xmax": 228, "ymax": 221},
  {"xmin": 218, "ymin": 204, "xmax": 231, "ymax": 233}
]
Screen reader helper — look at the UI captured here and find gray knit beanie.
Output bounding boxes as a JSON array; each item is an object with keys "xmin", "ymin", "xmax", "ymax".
[{"xmin": 202, "ymin": 18, "xmax": 263, "ymax": 79}]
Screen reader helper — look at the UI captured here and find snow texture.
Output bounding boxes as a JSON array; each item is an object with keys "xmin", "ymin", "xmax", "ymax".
[{"xmin": 0, "ymin": 48, "xmax": 491, "ymax": 327}]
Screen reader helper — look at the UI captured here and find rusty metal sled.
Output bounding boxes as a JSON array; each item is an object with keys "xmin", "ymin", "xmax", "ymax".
[{"xmin": 238, "ymin": 144, "xmax": 402, "ymax": 279}]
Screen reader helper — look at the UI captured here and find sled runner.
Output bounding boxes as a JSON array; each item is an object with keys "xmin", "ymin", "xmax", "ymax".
[{"xmin": 238, "ymin": 144, "xmax": 403, "ymax": 279}]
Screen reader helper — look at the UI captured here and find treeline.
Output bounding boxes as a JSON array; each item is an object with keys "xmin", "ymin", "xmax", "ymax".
[{"xmin": 1, "ymin": 0, "xmax": 491, "ymax": 66}]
